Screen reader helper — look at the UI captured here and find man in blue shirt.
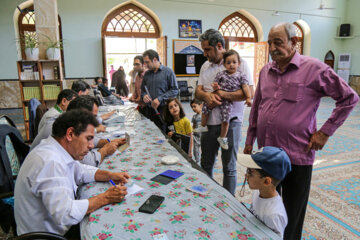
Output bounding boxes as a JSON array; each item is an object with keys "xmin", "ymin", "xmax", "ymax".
[{"xmin": 141, "ymin": 49, "xmax": 178, "ymax": 132}]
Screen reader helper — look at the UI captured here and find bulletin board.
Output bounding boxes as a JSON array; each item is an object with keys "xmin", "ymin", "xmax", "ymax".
[{"xmin": 172, "ymin": 39, "xmax": 207, "ymax": 76}]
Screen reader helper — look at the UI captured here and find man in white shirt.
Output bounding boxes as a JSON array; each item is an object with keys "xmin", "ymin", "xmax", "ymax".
[
  {"xmin": 31, "ymin": 95, "xmax": 123, "ymax": 167},
  {"xmin": 195, "ymin": 29, "xmax": 254, "ymax": 195},
  {"xmin": 14, "ymin": 109, "xmax": 130, "ymax": 236},
  {"xmin": 37, "ymin": 89, "xmax": 78, "ymax": 133}
]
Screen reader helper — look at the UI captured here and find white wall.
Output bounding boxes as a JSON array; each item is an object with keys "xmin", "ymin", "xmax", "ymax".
[
  {"xmin": 0, "ymin": 0, "xmax": 357, "ymax": 79},
  {"xmin": 342, "ymin": 0, "xmax": 360, "ymax": 75}
]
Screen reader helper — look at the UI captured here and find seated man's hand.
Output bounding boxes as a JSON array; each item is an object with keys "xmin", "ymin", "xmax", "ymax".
[
  {"xmin": 104, "ymin": 185, "xmax": 127, "ymax": 203},
  {"xmin": 205, "ymin": 92, "xmax": 222, "ymax": 109},
  {"xmin": 110, "ymin": 172, "xmax": 130, "ymax": 185},
  {"xmin": 101, "ymin": 142, "xmax": 118, "ymax": 156},
  {"xmin": 111, "ymin": 138, "xmax": 126, "ymax": 147},
  {"xmin": 101, "ymin": 110, "xmax": 116, "ymax": 120},
  {"xmin": 96, "ymin": 124, "xmax": 107, "ymax": 133},
  {"xmin": 168, "ymin": 131, "xmax": 174, "ymax": 137}
]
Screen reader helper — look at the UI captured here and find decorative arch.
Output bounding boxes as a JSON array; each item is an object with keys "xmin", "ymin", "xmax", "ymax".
[
  {"xmin": 324, "ymin": 50, "xmax": 335, "ymax": 69},
  {"xmin": 218, "ymin": 10, "xmax": 266, "ymax": 86},
  {"xmin": 218, "ymin": 12, "xmax": 258, "ymax": 43},
  {"xmin": 13, "ymin": 0, "xmax": 33, "ymax": 60},
  {"xmin": 294, "ymin": 19, "xmax": 311, "ymax": 56},
  {"xmin": 101, "ymin": 3, "xmax": 160, "ymax": 38},
  {"xmin": 18, "ymin": 7, "xmax": 36, "ymax": 59},
  {"xmin": 293, "ymin": 22, "xmax": 304, "ymax": 54},
  {"xmin": 101, "ymin": 1, "xmax": 165, "ymax": 79}
]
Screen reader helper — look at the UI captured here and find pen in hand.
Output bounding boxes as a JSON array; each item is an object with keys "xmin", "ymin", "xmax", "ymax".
[{"xmin": 109, "ymin": 179, "xmax": 116, "ymax": 186}]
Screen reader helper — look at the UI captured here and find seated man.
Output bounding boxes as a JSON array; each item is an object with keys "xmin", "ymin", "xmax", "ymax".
[
  {"xmin": 37, "ymin": 89, "xmax": 78, "ymax": 132},
  {"xmin": 72, "ymin": 79, "xmax": 111, "ymax": 133},
  {"xmin": 14, "ymin": 109, "xmax": 129, "ymax": 235},
  {"xmin": 66, "ymin": 95, "xmax": 124, "ymax": 166},
  {"xmin": 31, "ymin": 90, "xmax": 78, "ymax": 150},
  {"xmin": 93, "ymin": 77, "xmax": 124, "ymax": 106},
  {"xmin": 71, "ymin": 79, "xmax": 91, "ymax": 96},
  {"xmin": 31, "ymin": 95, "xmax": 125, "ymax": 166}
]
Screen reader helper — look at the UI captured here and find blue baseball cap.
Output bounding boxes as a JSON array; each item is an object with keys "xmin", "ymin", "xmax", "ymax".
[{"xmin": 237, "ymin": 146, "xmax": 291, "ymax": 180}]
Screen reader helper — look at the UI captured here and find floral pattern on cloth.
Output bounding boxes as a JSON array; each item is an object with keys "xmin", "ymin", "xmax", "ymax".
[{"xmin": 79, "ymin": 112, "xmax": 281, "ymax": 240}]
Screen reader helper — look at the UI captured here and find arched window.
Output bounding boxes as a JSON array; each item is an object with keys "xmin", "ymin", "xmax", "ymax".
[
  {"xmin": 294, "ymin": 22, "xmax": 304, "ymax": 54},
  {"xmin": 101, "ymin": 3, "xmax": 163, "ymax": 83},
  {"xmin": 324, "ymin": 50, "xmax": 335, "ymax": 69},
  {"xmin": 219, "ymin": 12, "xmax": 258, "ymax": 83},
  {"xmin": 18, "ymin": 7, "xmax": 36, "ymax": 59},
  {"xmin": 103, "ymin": 4, "xmax": 159, "ymax": 38},
  {"xmin": 219, "ymin": 12, "xmax": 258, "ymax": 43},
  {"xmin": 17, "ymin": 6, "xmax": 65, "ymax": 64}
]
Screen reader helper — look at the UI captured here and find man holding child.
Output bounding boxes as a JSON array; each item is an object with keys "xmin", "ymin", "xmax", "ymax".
[{"xmin": 195, "ymin": 29, "xmax": 254, "ymax": 195}]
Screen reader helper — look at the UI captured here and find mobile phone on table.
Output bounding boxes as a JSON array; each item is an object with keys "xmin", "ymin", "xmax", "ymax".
[{"xmin": 139, "ymin": 195, "xmax": 165, "ymax": 214}]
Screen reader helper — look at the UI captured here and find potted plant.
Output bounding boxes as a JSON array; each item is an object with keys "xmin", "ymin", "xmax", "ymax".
[
  {"xmin": 22, "ymin": 33, "xmax": 39, "ymax": 60},
  {"xmin": 44, "ymin": 35, "xmax": 63, "ymax": 60}
]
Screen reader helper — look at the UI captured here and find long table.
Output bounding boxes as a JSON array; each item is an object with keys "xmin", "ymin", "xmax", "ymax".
[{"xmin": 79, "ymin": 106, "xmax": 280, "ymax": 240}]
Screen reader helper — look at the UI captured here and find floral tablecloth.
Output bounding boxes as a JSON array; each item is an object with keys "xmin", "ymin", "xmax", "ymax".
[{"xmin": 79, "ymin": 116, "xmax": 280, "ymax": 240}]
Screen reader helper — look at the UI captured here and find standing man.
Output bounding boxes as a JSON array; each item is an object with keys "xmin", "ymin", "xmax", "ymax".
[
  {"xmin": 108, "ymin": 64, "xmax": 116, "ymax": 84},
  {"xmin": 141, "ymin": 49, "xmax": 179, "ymax": 132},
  {"xmin": 15, "ymin": 110, "xmax": 129, "ymax": 236},
  {"xmin": 112, "ymin": 66, "xmax": 129, "ymax": 97},
  {"xmin": 195, "ymin": 29, "xmax": 254, "ymax": 195},
  {"xmin": 129, "ymin": 55, "xmax": 146, "ymax": 110},
  {"xmin": 244, "ymin": 22, "xmax": 359, "ymax": 240}
]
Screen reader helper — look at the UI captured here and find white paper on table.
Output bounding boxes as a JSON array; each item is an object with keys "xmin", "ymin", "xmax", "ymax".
[
  {"xmin": 106, "ymin": 126, "xmax": 122, "ymax": 132},
  {"xmin": 125, "ymin": 183, "xmax": 143, "ymax": 198}
]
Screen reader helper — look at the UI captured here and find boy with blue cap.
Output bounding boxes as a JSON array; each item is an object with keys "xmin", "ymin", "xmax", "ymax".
[{"xmin": 237, "ymin": 146, "xmax": 291, "ymax": 238}]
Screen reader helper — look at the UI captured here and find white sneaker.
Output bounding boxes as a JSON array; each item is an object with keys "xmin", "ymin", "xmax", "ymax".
[
  {"xmin": 217, "ymin": 137, "xmax": 229, "ymax": 150},
  {"xmin": 193, "ymin": 126, "xmax": 208, "ymax": 133}
]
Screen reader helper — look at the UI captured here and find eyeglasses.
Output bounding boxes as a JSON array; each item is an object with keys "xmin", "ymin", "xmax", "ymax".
[
  {"xmin": 133, "ymin": 63, "xmax": 141, "ymax": 66},
  {"xmin": 246, "ymin": 168, "xmax": 254, "ymax": 177}
]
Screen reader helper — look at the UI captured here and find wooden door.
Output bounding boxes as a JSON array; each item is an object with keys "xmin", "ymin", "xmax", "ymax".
[
  {"xmin": 157, "ymin": 36, "xmax": 167, "ymax": 66},
  {"xmin": 253, "ymin": 41, "xmax": 269, "ymax": 86}
]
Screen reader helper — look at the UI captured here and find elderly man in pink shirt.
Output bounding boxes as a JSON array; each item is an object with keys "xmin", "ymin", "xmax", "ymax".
[{"xmin": 244, "ymin": 22, "xmax": 359, "ymax": 240}]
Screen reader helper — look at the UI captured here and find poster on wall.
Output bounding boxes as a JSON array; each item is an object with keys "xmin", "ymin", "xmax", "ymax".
[
  {"xmin": 178, "ymin": 19, "xmax": 202, "ymax": 38},
  {"xmin": 186, "ymin": 55, "xmax": 195, "ymax": 66},
  {"xmin": 173, "ymin": 39, "xmax": 207, "ymax": 76}
]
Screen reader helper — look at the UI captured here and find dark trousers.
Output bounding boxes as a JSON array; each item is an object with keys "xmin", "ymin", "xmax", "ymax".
[
  {"xmin": 277, "ymin": 164, "xmax": 313, "ymax": 240},
  {"xmin": 64, "ymin": 224, "xmax": 80, "ymax": 239},
  {"xmin": 140, "ymin": 105, "xmax": 166, "ymax": 133},
  {"xmin": 200, "ymin": 121, "xmax": 242, "ymax": 195}
]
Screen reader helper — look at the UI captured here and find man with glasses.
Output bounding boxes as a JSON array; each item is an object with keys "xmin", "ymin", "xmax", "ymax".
[
  {"xmin": 141, "ymin": 49, "xmax": 178, "ymax": 132},
  {"xmin": 129, "ymin": 55, "xmax": 146, "ymax": 111}
]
